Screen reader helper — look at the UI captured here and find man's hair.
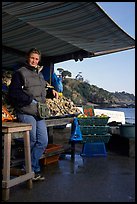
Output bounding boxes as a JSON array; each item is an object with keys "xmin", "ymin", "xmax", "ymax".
[{"xmin": 27, "ymin": 48, "xmax": 41, "ymax": 60}]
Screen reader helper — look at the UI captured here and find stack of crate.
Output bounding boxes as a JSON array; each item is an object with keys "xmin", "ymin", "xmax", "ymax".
[
  {"xmin": 40, "ymin": 144, "xmax": 64, "ymax": 165},
  {"xmin": 78, "ymin": 116, "xmax": 111, "ymax": 157}
]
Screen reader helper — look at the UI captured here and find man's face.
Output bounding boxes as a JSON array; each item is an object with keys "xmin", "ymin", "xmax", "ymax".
[{"xmin": 28, "ymin": 53, "xmax": 40, "ymax": 68}]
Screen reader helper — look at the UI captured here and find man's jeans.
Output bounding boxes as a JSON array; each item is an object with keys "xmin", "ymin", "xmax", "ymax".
[{"xmin": 17, "ymin": 113, "xmax": 48, "ymax": 173}]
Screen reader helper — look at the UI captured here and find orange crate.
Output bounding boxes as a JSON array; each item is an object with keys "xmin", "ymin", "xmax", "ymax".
[
  {"xmin": 40, "ymin": 155, "xmax": 60, "ymax": 166},
  {"xmin": 40, "ymin": 144, "xmax": 64, "ymax": 166},
  {"xmin": 44, "ymin": 144, "xmax": 64, "ymax": 155}
]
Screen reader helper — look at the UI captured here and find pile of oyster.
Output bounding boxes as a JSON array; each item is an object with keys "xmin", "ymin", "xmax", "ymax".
[{"xmin": 46, "ymin": 95, "xmax": 81, "ymax": 116}]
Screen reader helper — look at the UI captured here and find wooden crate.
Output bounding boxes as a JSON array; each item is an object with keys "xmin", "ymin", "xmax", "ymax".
[
  {"xmin": 40, "ymin": 154, "xmax": 60, "ymax": 165},
  {"xmin": 44, "ymin": 144, "xmax": 63, "ymax": 155},
  {"xmin": 40, "ymin": 144, "xmax": 64, "ymax": 166}
]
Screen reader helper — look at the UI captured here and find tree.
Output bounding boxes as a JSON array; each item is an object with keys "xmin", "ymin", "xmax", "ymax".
[
  {"xmin": 62, "ymin": 70, "xmax": 72, "ymax": 79},
  {"xmin": 57, "ymin": 68, "xmax": 64, "ymax": 77}
]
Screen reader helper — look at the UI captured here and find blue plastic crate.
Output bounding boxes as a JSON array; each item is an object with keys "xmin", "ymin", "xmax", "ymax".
[{"xmin": 81, "ymin": 142, "xmax": 107, "ymax": 157}]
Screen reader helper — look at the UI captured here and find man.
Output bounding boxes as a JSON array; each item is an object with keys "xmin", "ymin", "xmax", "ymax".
[{"xmin": 8, "ymin": 48, "xmax": 58, "ymax": 181}]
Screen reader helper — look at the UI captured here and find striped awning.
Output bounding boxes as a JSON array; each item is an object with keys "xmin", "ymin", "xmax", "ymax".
[{"xmin": 2, "ymin": 2, "xmax": 135, "ymax": 69}]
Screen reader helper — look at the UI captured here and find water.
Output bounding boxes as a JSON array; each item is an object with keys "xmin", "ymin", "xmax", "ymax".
[{"xmin": 101, "ymin": 107, "xmax": 135, "ymax": 124}]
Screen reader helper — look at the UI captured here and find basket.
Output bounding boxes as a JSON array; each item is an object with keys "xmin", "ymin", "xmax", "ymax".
[
  {"xmin": 82, "ymin": 133, "xmax": 111, "ymax": 143},
  {"xmin": 78, "ymin": 116, "xmax": 110, "ymax": 126},
  {"xmin": 37, "ymin": 102, "xmax": 51, "ymax": 118},
  {"xmin": 80, "ymin": 126, "xmax": 109, "ymax": 135},
  {"xmin": 81, "ymin": 142, "xmax": 107, "ymax": 157}
]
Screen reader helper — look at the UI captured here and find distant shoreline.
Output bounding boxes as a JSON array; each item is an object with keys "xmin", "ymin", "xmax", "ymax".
[{"xmin": 85, "ymin": 103, "xmax": 135, "ymax": 109}]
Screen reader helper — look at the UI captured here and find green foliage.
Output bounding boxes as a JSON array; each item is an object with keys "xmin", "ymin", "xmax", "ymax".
[{"xmin": 62, "ymin": 70, "xmax": 72, "ymax": 78}]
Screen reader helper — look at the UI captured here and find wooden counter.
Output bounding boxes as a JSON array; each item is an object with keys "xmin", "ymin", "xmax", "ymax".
[
  {"xmin": 45, "ymin": 116, "xmax": 74, "ymax": 142},
  {"xmin": 45, "ymin": 116, "xmax": 74, "ymax": 127}
]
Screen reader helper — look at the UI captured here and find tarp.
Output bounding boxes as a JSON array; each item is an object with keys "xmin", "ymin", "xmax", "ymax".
[{"xmin": 2, "ymin": 2, "xmax": 135, "ymax": 69}]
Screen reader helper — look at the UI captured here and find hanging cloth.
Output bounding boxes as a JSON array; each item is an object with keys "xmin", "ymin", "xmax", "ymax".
[{"xmin": 70, "ymin": 118, "xmax": 83, "ymax": 142}]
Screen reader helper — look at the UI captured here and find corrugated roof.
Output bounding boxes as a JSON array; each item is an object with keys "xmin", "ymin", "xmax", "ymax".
[{"xmin": 2, "ymin": 2, "xmax": 135, "ymax": 69}]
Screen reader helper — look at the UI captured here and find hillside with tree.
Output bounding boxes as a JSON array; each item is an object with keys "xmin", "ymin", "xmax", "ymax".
[{"xmin": 62, "ymin": 78, "xmax": 135, "ymax": 108}]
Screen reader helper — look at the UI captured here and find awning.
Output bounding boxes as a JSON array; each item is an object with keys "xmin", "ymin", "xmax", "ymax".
[{"xmin": 2, "ymin": 2, "xmax": 135, "ymax": 69}]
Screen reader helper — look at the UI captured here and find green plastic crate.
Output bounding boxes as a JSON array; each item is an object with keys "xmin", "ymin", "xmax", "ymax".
[
  {"xmin": 82, "ymin": 133, "xmax": 111, "ymax": 143},
  {"xmin": 80, "ymin": 125, "xmax": 110, "ymax": 135},
  {"xmin": 78, "ymin": 116, "xmax": 110, "ymax": 126}
]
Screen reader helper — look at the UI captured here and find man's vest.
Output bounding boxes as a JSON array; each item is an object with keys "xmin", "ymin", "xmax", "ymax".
[{"xmin": 16, "ymin": 66, "xmax": 47, "ymax": 116}]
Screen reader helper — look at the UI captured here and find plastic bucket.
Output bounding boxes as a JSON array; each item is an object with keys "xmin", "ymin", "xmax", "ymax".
[{"xmin": 120, "ymin": 124, "xmax": 135, "ymax": 138}]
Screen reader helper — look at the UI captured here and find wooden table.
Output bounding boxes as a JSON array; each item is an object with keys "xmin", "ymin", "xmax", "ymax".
[
  {"xmin": 2, "ymin": 122, "xmax": 34, "ymax": 201},
  {"xmin": 45, "ymin": 117, "xmax": 77, "ymax": 159},
  {"xmin": 45, "ymin": 117, "xmax": 74, "ymax": 127},
  {"xmin": 45, "ymin": 116, "xmax": 74, "ymax": 142}
]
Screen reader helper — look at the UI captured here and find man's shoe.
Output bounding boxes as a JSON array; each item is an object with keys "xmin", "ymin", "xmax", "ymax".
[{"xmin": 32, "ymin": 173, "xmax": 45, "ymax": 181}]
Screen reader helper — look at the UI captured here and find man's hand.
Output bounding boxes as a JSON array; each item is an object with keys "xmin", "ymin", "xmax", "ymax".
[{"xmin": 52, "ymin": 89, "xmax": 59, "ymax": 99}]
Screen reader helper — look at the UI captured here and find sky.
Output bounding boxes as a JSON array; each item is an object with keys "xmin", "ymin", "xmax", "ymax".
[{"xmin": 54, "ymin": 2, "xmax": 135, "ymax": 95}]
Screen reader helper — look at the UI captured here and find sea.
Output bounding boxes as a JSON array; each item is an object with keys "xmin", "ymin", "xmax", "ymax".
[{"xmin": 101, "ymin": 107, "xmax": 135, "ymax": 124}]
